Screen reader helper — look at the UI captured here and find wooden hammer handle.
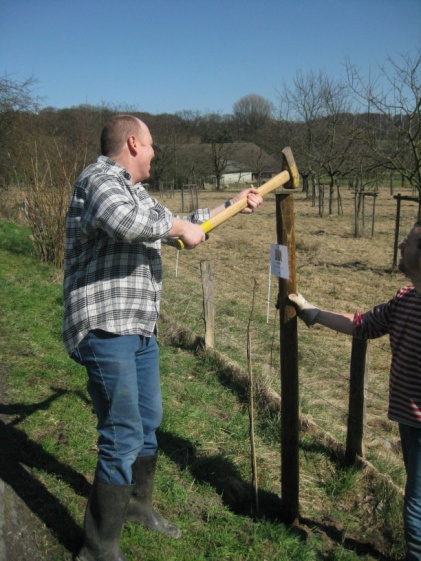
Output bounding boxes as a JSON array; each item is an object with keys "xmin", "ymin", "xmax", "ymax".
[{"xmin": 174, "ymin": 168, "xmax": 291, "ymax": 250}]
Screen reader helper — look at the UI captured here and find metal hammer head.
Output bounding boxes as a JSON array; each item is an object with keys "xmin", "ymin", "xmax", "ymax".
[{"xmin": 281, "ymin": 147, "xmax": 299, "ymax": 189}]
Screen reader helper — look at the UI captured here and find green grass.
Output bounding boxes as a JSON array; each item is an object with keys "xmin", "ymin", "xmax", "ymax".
[{"xmin": 0, "ymin": 218, "xmax": 405, "ymax": 560}]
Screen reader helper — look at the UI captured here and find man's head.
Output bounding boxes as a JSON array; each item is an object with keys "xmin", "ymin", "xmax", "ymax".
[
  {"xmin": 100, "ymin": 115, "xmax": 154, "ymax": 183},
  {"xmin": 399, "ymin": 221, "xmax": 421, "ymax": 281}
]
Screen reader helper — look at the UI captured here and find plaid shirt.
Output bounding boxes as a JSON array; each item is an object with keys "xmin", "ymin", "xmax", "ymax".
[{"xmin": 62, "ymin": 156, "xmax": 210, "ymax": 354}]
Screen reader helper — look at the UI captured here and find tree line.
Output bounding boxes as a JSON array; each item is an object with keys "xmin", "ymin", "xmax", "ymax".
[{"xmin": 0, "ymin": 49, "xmax": 419, "ymax": 266}]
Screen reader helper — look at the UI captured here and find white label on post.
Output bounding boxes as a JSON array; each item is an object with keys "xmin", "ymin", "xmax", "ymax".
[{"xmin": 270, "ymin": 244, "xmax": 289, "ymax": 279}]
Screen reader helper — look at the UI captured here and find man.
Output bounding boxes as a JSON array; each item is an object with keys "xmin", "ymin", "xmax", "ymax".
[
  {"xmin": 63, "ymin": 114, "xmax": 263, "ymax": 561},
  {"xmin": 289, "ymin": 221, "xmax": 421, "ymax": 561}
]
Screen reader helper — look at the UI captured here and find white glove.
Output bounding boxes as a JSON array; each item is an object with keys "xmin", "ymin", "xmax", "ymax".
[{"xmin": 288, "ymin": 293, "xmax": 320, "ymax": 327}]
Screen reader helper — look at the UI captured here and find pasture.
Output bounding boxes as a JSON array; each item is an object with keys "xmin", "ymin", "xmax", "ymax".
[
  {"xmin": 156, "ymin": 180, "xmax": 419, "ymax": 555},
  {"xmin": 0, "ymin": 179, "xmax": 419, "ymax": 560},
  {"xmin": 158, "ymin": 181, "xmax": 418, "ymax": 460}
]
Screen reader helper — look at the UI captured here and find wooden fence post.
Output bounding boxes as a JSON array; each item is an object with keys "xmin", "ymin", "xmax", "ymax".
[
  {"xmin": 392, "ymin": 194, "xmax": 402, "ymax": 270},
  {"xmin": 371, "ymin": 193, "xmax": 377, "ymax": 238},
  {"xmin": 346, "ymin": 337, "xmax": 369, "ymax": 463},
  {"xmin": 200, "ymin": 260, "xmax": 215, "ymax": 350},
  {"xmin": 393, "ymin": 194, "xmax": 421, "ymax": 269},
  {"xmin": 276, "ymin": 191, "xmax": 299, "ymax": 525}
]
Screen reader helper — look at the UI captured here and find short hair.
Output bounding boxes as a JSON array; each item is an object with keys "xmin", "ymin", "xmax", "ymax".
[{"xmin": 100, "ymin": 115, "xmax": 142, "ymax": 157}]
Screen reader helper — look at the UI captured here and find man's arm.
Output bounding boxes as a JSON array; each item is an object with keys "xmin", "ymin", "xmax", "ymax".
[
  {"xmin": 167, "ymin": 217, "xmax": 206, "ymax": 249},
  {"xmin": 209, "ymin": 187, "xmax": 263, "ymax": 219},
  {"xmin": 167, "ymin": 187, "xmax": 263, "ymax": 250}
]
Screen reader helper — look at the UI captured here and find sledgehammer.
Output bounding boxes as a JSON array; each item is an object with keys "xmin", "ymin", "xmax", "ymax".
[{"xmin": 174, "ymin": 147, "xmax": 299, "ymax": 250}]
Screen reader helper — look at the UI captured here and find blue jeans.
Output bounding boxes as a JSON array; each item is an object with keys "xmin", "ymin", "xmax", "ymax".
[
  {"xmin": 71, "ymin": 330, "xmax": 163, "ymax": 485},
  {"xmin": 400, "ymin": 423, "xmax": 421, "ymax": 561}
]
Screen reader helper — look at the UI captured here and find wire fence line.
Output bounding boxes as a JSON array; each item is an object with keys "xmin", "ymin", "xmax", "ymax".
[
  {"xmin": 156, "ymin": 185, "xmax": 421, "ymax": 491},
  {"xmin": 160, "ymin": 248, "xmax": 404, "ymax": 489}
]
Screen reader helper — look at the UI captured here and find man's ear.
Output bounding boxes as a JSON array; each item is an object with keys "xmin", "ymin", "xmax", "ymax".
[{"xmin": 127, "ymin": 135, "xmax": 138, "ymax": 155}]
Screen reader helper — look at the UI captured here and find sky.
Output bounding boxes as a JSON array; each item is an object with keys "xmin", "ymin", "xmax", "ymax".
[{"xmin": 1, "ymin": 0, "xmax": 420, "ymax": 116}]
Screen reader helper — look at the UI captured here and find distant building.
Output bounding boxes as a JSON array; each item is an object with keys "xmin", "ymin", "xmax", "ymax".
[{"xmin": 173, "ymin": 142, "xmax": 282, "ymax": 186}]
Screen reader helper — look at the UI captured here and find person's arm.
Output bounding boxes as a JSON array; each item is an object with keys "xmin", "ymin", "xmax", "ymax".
[
  {"xmin": 85, "ymin": 177, "xmax": 178, "ymax": 243},
  {"xmin": 209, "ymin": 187, "xmax": 263, "ymax": 218},
  {"xmin": 167, "ymin": 217, "xmax": 206, "ymax": 249},
  {"xmin": 314, "ymin": 310, "xmax": 354, "ymax": 335},
  {"xmin": 288, "ymin": 293, "xmax": 354, "ymax": 335},
  {"xmin": 166, "ymin": 187, "xmax": 263, "ymax": 249}
]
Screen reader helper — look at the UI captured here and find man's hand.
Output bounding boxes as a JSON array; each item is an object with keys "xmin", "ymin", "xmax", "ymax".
[
  {"xmin": 178, "ymin": 221, "xmax": 207, "ymax": 249},
  {"xmin": 288, "ymin": 293, "xmax": 320, "ymax": 327},
  {"xmin": 233, "ymin": 187, "xmax": 263, "ymax": 214},
  {"xmin": 168, "ymin": 217, "xmax": 206, "ymax": 249}
]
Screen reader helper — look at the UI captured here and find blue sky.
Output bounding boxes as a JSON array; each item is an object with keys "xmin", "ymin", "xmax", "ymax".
[{"xmin": 1, "ymin": 0, "xmax": 420, "ymax": 115}]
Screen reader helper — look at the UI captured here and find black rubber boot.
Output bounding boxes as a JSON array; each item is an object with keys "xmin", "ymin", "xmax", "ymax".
[
  {"xmin": 76, "ymin": 478, "xmax": 133, "ymax": 561},
  {"xmin": 126, "ymin": 455, "xmax": 181, "ymax": 539}
]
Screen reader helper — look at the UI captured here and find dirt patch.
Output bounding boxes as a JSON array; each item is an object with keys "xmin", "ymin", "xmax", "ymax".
[
  {"xmin": 0, "ymin": 373, "xmax": 71, "ymax": 561},
  {"xmin": 1, "ymin": 480, "xmax": 52, "ymax": 561}
]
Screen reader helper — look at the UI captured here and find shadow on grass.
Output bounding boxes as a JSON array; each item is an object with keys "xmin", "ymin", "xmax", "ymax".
[
  {"xmin": 157, "ymin": 429, "xmax": 391, "ymax": 561},
  {"xmin": 0, "ymin": 386, "xmax": 391, "ymax": 561},
  {"xmin": 0, "ymin": 387, "xmax": 91, "ymax": 556},
  {"xmin": 157, "ymin": 428, "xmax": 283, "ymax": 516},
  {"xmin": 300, "ymin": 437, "xmax": 350, "ymax": 468},
  {"xmin": 300, "ymin": 516, "xmax": 392, "ymax": 561}
]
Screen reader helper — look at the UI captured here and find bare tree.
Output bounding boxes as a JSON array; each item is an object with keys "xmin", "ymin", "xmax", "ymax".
[
  {"xmin": 0, "ymin": 75, "xmax": 42, "ymax": 187},
  {"xmin": 346, "ymin": 49, "xmax": 421, "ymax": 193},
  {"xmin": 147, "ymin": 115, "xmax": 180, "ymax": 186},
  {"xmin": 279, "ymin": 70, "xmax": 360, "ymax": 214},
  {"xmin": 0, "ymin": 74, "xmax": 41, "ymax": 113},
  {"xmin": 14, "ymin": 109, "xmax": 94, "ymax": 266},
  {"xmin": 201, "ymin": 113, "xmax": 235, "ymax": 189},
  {"xmin": 175, "ymin": 110, "xmax": 202, "ymax": 143},
  {"xmin": 233, "ymin": 94, "xmax": 274, "ymax": 136}
]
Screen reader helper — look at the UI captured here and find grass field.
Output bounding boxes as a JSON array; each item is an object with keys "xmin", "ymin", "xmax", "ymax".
[
  {"xmin": 158, "ymin": 182, "xmax": 418, "ymax": 463},
  {"xmin": 0, "ymin": 179, "xmax": 419, "ymax": 560}
]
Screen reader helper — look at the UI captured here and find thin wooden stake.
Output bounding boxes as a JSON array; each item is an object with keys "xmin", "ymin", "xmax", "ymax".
[
  {"xmin": 200, "ymin": 260, "xmax": 215, "ymax": 350},
  {"xmin": 247, "ymin": 280, "xmax": 259, "ymax": 516}
]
